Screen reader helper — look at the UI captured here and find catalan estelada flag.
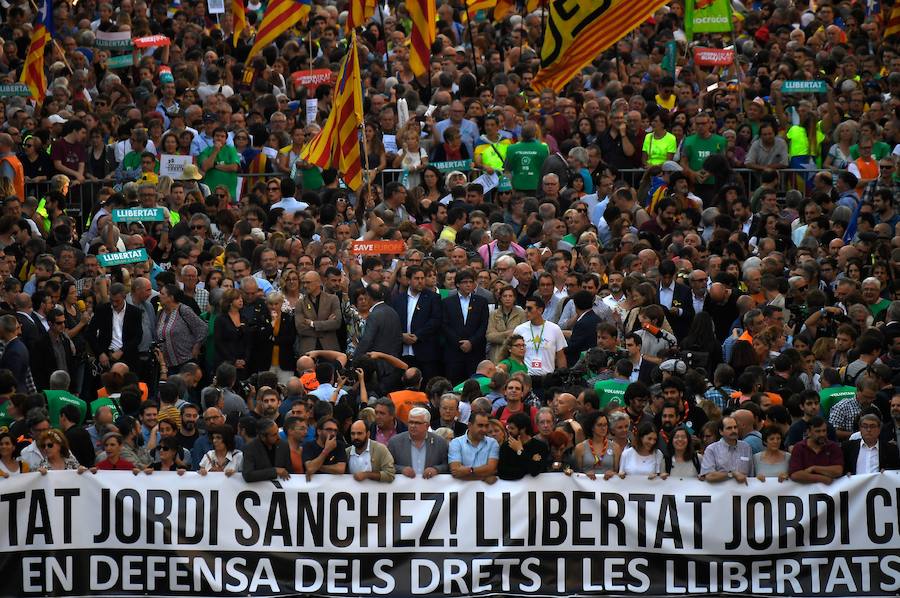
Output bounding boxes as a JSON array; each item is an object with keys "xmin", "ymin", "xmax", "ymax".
[
  {"xmin": 531, "ymin": 0, "xmax": 669, "ymax": 92},
  {"xmin": 346, "ymin": 0, "xmax": 376, "ymax": 32},
  {"xmin": 885, "ymin": 3, "xmax": 900, "ymax": 38},
  {"xmin": 494, "ymin": 0, "xmax": 516, "ymax": 21},
  {"xmin": 408, "ymin": 0, "xmax": 436, "ymax": 78},
  {"xmin": 232, "ymin": 0, "xmax": 247, "ymax": 46},
  {"xmin": 299, "ymin": 32, "xmax": 364, "ymax": 191},
  {"xmin": 246, "ymin": 0, "xmax": 311, "ymax": 63},
  {"xmin": 20, "ymin": 0, "xmax": 53, "ymax": 100}
]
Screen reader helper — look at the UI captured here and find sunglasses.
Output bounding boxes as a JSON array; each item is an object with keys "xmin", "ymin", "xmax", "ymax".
[
  {"xmin": 42, "ymin": 443, "xmax": 56, "ymax": 449},
  {"xmin": 268, "ymin": 186, "xmax": 279, "ymax": 191},
  {"xmin": 191, "ymin": 224, "xmax": 206, "ymax": 230}
]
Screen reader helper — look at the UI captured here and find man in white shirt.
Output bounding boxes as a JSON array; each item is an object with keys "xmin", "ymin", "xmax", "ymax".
[
  {"xmin": 843, "ymin": 413, "xmax": 900, "ymax": 474},
  {"xmin": 513, "ymin": 297, "xmax": 567, "ymax": 378},
  {"xmin": 346, "ymin": 420, "xmax": 396, "ymax": 482},
  {"xmin": 269, "ymin": 178, "xmax": 309, "ymax": 215},
  {"xmin": 689, "ymin": 270, "xmax": 708, "ymax": 315}
]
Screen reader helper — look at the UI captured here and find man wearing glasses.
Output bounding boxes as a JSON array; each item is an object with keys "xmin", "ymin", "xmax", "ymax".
[
  {"xmin": 303, "ymin": 416, "xmax": 347, "ymax": 479},
  {"xmin": 242, "ymin": 418, "xmax": 292, "ymax": 482}
]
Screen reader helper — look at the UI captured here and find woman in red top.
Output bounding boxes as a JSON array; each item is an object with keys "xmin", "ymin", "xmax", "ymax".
[{"xmin": 89, "ymin": 432, "xmax": 138, "ymax": 473}]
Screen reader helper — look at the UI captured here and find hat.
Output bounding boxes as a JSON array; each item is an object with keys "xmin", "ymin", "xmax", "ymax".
[
  {"xmin": 659, "ymin": 359, "xmax": 688, "ymax": 375},
  {"xmin": 497, "ymin": 176, "xmax": 512, "ymax": 192},
  {"xmin": 159, "ymin": 70, "xmax": 175, "ymax": 84},
  {"xmin": 661, "ymin": 160, "xmax": 682, "ymax": 172},
  {"xmin": 48, "ymin": 114, "xmax": 67, "ymax": 125},
  {"xmin": 179, "ymin": 164, "xmax": 203, "ymax": 181},
  {"xmin": 203, "ymin": 111, "xmax": 218, "ymax": 123}
]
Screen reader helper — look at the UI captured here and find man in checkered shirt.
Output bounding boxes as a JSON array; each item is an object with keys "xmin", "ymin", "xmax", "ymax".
[{"xmin": 828, "ymin": 375, "xmax": 882, "ymax": 442}]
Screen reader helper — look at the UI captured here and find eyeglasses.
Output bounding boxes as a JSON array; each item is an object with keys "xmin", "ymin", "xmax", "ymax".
[
  {"xmin": 191, "ymin": 224, "xmax": 206, "ymax": 230},
  {"xmin": 575, "ymin": 208, "xmax": 587, "ymax": 213},
  {"xmin": 54, "ymin": 320, "xmax": 66, "ymax": 326},
  {"xmin": 268, "ymin": 186, "xmax": 279, "ymax": 191},
  {"xmin": 160, "ymin": 446, "xmax": 175, "ymax": 451},
  {"xmin": 216, "ymin": 193, "xmax": 226, "ymax": 198},
  {"xmin": 42, "ymin": 443, "xmax": 56, "ymax": 449}
]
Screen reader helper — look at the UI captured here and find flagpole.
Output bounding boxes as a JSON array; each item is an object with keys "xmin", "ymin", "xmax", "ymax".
[{"xmin": 465, "ymin": 4, "xmax": 479, "ymax": 85}]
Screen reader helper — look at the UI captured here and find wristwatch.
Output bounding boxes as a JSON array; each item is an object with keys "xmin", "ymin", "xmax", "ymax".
[
  {"xmin": 727, "ymin": 471, "xmax": 734, "ymax": 479},
  {"xmin": 469, "ymin": 466, "xmax": 474, "ymax": 475}
]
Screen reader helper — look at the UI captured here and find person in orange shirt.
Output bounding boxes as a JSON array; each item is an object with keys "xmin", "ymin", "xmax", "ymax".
[
  {"xmin": 848, "ymin": 142, "xmax": 879, "ymax": 195},
  {"xmin": 388, "ymin": 368, "xmax": 429, "ymax": 424}
]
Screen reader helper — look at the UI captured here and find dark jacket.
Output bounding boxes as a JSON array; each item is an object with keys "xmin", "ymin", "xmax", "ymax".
[
  {"xmin": 842, "ymin": 438, "xmax": 900, "ymax": 474},
  {"xmin": 390, "ymin": 289, "xmax": 443, "ymax": 362},
  {"xmin": 355, "ymin": 302, "xmax": 403, "ymax": 375},
  {"xmin": 85, "ymin": 302, "xmax": 143, "ymax": 370},
  {"xmin": 0, "ymin": 337, "xmax": 31, "ymax": 392},
  {"xmin": 565, "ymin": 310, "xmax": 600, "ymax": 364},
  {"xmin": 213, "ymin": 313, "xmax": 246, "ymax": 372},
  {"xmin": 257, "ymin": 313, "xmax": 297, "ymax": 372},
  {"xmin": 241, "ymin": 437, "xmax": 292, "ymax": 482},
  {"xmin": 15, "ymin": 311, "xmax": 43, "ymax": 346},
  {"xmin": 441, "ymin": 293, "xmax": 490, "ymax": 362},
  {"xmin": 31, "ymin": 332, "xmax": 77, "ymax": 390},
  {"xmin": 660, "ymin": 282, "xmax": 695, "ymax": 341},
  {"xmin": 369, "ymin": 418, "xmax": 408, "ymax": 441}
]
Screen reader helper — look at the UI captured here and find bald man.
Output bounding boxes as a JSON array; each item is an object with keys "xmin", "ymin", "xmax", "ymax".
[
  {"xmin": 704, "ymin": 282, "xmax": 740, "ymax": 343},
  {"xmin": 732, "ymin": 409, "xmax": 763, "ymax": 454}
]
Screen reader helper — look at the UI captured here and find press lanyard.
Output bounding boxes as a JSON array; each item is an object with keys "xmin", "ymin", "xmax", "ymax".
[{"xmin": 530, "ymin": 322, "xmax": 545, "ymax": 352}]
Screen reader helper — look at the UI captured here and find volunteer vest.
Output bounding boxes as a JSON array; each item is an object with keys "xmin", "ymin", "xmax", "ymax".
[
  {"xmin": 0, "ymin": 155, "xmax": 25, "ymax": 199},
  {"xmin": 852, "ymin": 157, "xmax": 879, "ymax": 194}
]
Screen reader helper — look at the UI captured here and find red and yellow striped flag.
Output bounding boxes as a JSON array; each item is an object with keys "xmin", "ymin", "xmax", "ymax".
[
  {"xmin": 346, "ymin": 0, "xmax": 376, "ymax": 32},
  {"xmin": 246, "ymin": 0, "xmax": 312, "ymax": 63},
  {"xmin": 885, "ymin": 3, "xmax": 900, "ymax": 38},
  {"xmin": 467, "ymin": 0, "xmax": 498, "ymax": 12},
  {"xmin": 232, "ymin": 0, "xmax": 247, "ymax": 46},
  {"xmin": 531, "ymin": 0, "xmax": 669, "ymax": 92},
  {"xmin": 408, "ymin": 0, "xmax": 436, "ymax": 78},
  {"xmin": 20, "ymin": 0, "xmax": 53, "ymax": 100},
  {"xmin": 299, "ymin": 32, "xmax": 364, "ymax": 191}
]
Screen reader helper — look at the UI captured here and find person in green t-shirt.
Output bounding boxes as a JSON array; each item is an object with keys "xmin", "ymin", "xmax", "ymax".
[
  {"xmin": 862, "ymin": 278, "xmax": 891, "ymax": 318},
  {"xmin": 642, "ymin": 114, "xmax": 677, "ymax": 166},
  {"xmin": 452, "ymin": 375, "xmax": 491, "ymax": 395},
  {"xmin": 198, "ymin": 127, "xmax": 240, "ymax": 199},
  {"xmin": 44, "ymin": 390, "xmax": 87, "ymax": 427},
  {"xmin": 593, "ymin": 360, "xmax": 633, "ymax": 410},
  {"xmin": 505, "ymin": 122, "xmax": 549, "ymax": 192},
  {"xmin": 818, "ymin": 385, "xmax": 856, "ymax": 418},
  {"xmin": 91, "ymin": 396, "xmax": 122, "ymax": 420},
  {"xmin": 679, "ymin": 113, "xmax": 726, "ymax": 185}
]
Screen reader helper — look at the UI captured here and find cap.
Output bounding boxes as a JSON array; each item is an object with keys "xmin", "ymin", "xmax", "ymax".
[
  {"xmin": 659, "ymin": 359, "xmax": 687, "ymax": 375},
  {"xmin": 497, "ymin": 176, "xmax": 512, "ymax": 192},
  {"xmin": 661, "ymin": 160, "xmax": 682, "ymax": 172},
  {"xmin": 159, "ymin": 70, "xmax": 175, "ymax": 84},
  {"xmin": 48, "ymin": 114, "xmax": 68, "ymax": 124},
  {"xmin": 203, "ymin": 111, "xmax": 218, "ymax": 123}
]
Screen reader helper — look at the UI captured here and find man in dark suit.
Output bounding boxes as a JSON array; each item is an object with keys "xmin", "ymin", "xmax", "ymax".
[
  {"xmin": 0, "ymin": 313, "xmax": 35, "ymax": 392},
  {"xmin": 391, "ymin": 266, "xmax": 443, "ymax": 382},
  {"xmin": 355, "ymin": 283, "xmax": 403, "ymax": 393},
  {"xmin": 442, "ymin": 269, "xmax": 490, "ymax": 384},
  {"xmin": 348, "ymin": 256, "xmax": 385, "ymax": 299},
  {"xmin": 388, "ymin": 406, "xmax": 450, "ymax": 478},
  {"xmin": 13, "ymin": 292, "xmax": 43, "ymax": 346},
  {"xmin": 31, "ymin": 309, "xmax": 77, "ymax": 390},
  {"xmin": 85, "ymin": 282, "xmax": 143, "ymax": 371},
  {"xmin": 842, "ymin": 413, "xmax": 900, "ymax": 474},
  {"xmin": 565, "ymin": 291, "xmax": 600, "ymax": 364},
  {"xmin": 242, "ymin": 418, "xmax": 292, "ymax": 482},
  {"xmin": 657, "ymin": 259, "xmax": 694, "ymax": 341}
]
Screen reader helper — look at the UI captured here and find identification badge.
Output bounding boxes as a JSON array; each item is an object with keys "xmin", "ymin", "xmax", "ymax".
[{"xmin": 530, "ymin": 359, "xmax": 542, "ymax": 369}]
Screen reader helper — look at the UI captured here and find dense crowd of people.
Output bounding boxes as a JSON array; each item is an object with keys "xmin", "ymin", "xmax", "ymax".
[{"xmin": 0, "ymin": 0, "xmax": 899, "ymax": 488}]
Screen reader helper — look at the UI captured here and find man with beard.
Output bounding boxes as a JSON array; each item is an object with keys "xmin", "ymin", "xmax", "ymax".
[
  {"xmin": 176, "ymin": 404, "xmax": 201, "ymax": 451},
  {"xmin": 656, "ymin": 402, "xmax": 681, "ymax": 455},
  {"xmin": 497, "ymin": 412, "xmax": 549, "ymax": 480},
  {"xmin": 303, "ymin": 416, "xmax": 347, "ymax": 477},
  {"xmin": 789, "ymin": 417, "xmax": 844, "ymax": 484},
  {"xmin": 252, "ymin": 387, "xmax": 282, "ymax": 425},
  {"xmin": 242, "ymin": 418, "xmax": 292, "ymax": 482},
  {"xmin": 346, "ymin": 420, "xmax": 396, "ymax": 482},
  {"xmin": 638, "ymin": 198, "xmax": 678, "ymax": 237},
  {"xmin": 601, "ymin": 271, "xmax": 628, "ymax": 321}
]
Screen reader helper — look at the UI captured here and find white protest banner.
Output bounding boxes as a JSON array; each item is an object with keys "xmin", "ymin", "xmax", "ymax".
[
  {"xmin": 207, "ymin": 0, "xmax": 225, "ymax": 14},
  {"xmin": 94, "ymin": 30, "xmax": 133, "ymax": 50},
  {"xmin": 382, "ymin": 134, "xmax": 397, "ymax": 154},
  {"xmin": 159, "ymin": 154, "xmax": 193, "ymax": 179},
  {"xmin": 1, "ymin": 471, "xmax": 899, "ymax": 597},
  {"xmin": 305, "ymin": 98, "xmax": 318, "ymax": 125}
]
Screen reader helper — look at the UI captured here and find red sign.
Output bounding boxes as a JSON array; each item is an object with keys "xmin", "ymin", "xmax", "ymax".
[
  {"xmin": 134, "ymin": 35, "xmax": 171, "ymax": 48},
  {"xmin": 351, "ymin": 240, "xmax": 406, "ymax": 255},
  {"xmin": 693, "ymin": 47, "xmax": 734, "ymax": 67},
  {"xmin": 292, "ymin": 69, "xmax": 336, "ymax": 91}
]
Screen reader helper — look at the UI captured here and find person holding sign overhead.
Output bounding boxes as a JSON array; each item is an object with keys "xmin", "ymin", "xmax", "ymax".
[{"xmin": 198, "ymin": 126, "xmax": 240, "ymax": 199}]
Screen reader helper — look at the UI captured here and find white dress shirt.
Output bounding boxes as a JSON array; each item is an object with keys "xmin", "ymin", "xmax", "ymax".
[
  {"xmin": 110, "ymin": 305, "xmax": 126, "ymax": 352},
  {"xmin": 348, "ymin": 441, "xmax": 373, "ymax": 474},
  {"xmin": 856, "ymin": 441, "xmax": 880, "ymax": 474},
  {"xmin": 458, "ymin": 293, "xmax": 471, "ymax": 325},
  {"xmin": 404, "ymin": 290, "xmax": 420, "ymax": 356},
  {"xmin": 658, "ymin": 282, "xmax": 675, "ymax": 309},
  {"xmin": 692, "ymin": 291, "xmax": 706, "ymax": 316}
]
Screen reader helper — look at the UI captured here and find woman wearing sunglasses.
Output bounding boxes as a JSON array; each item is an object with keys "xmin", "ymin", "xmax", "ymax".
[{"xmin": 36, "ymin": 429, "xmax": 80, "ymax": 473}]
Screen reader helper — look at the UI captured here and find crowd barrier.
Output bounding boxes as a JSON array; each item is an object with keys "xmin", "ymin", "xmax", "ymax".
[{"xmin": 1, "ymin": 470, "xmax": 898, "ymax": 597}]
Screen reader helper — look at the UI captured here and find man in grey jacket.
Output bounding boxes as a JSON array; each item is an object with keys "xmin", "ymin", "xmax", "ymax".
[{"xmin": 388, "ymin": 407, "xmax": 449, "ymax": 479}]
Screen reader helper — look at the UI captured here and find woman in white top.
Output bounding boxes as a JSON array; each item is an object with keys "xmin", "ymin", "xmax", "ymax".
[
  {"xmin": 0, "ymin": 431, "xmax": 28, "ymax": 476},
  {"xmin": 618, "ymin": 422, "xmax": 667, "ymax": 479},
  {"xmin": 198, "ymin": 426, "xmax": 243, "ymax": 476}
]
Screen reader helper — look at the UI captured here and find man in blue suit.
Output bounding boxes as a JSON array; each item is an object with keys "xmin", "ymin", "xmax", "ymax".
[
  {"xmin": 0, "ymin": 314, "xmax": 35, "ymax": 393},
  {"xmin": 391, "ymin": 266, "xmax": 443, "ymax": 382},
  {"xmin": 442, "ymin": 269, "xmax": 489, "ymax": 384}
]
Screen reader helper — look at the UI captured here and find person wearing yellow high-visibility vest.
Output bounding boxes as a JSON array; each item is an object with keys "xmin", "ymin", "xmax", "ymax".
[{"xmin": 473, "ymin": 115, "xmax": 512, "ymax": 175}]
